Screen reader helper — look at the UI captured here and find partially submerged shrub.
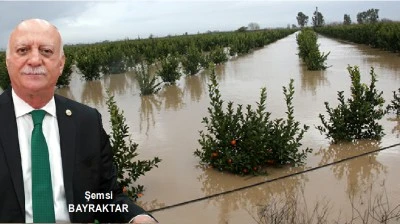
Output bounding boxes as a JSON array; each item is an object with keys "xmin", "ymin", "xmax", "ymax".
[
  {"xmin": 181, "ymin": 44, "xmax": 203, "ymax": 75},
  {"xmin": 387, "ymin": 88, "xmax": 400, "ymax": 116},
  {"xmin": 136, "ymin": 62, "xmax": 162, "ymax": 95},
  {"xmin": 157, "ymin": 54, "xmax": 181, "ymax": 84},
  {"xmin": 317, "ymin": 66, "xmax": 386, "ymax": 143},
  {"xmin": 106, "ymin": 91, "xmax": 161, "ymax": 200},
  {"xmin": 75, "ymin": 49, "xmax": 102, "ymax": 81},
  {"xmin": 268, "ymin": 79, "xmax": 311, "ymax": 165},
  {"xmin": 296, "ymin": 29, "xmax": 330, "ymax": 70},
  {"xmin": 297, "ymin": 29, "xmax": 318, "ymax": 60},
  {"xmin": 101, "ymin": 47, "xmax": 127, "ymax": 75},
  {"xmin": 194, "ymin": 68, "xmax": 311, "ymax": 175},
  {"xmin": 209, "ymin": 46, "xmax": 228, "ymax": 64}
]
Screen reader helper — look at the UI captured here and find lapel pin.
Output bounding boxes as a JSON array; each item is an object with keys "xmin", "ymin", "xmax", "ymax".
[{"xmin": 66, "ymin": 109, "xmax": 72, "ymax": 116}]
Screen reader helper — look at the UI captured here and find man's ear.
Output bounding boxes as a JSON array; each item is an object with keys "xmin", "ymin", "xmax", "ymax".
[{"xmin": 59, "ymin": 54, "xmax": 66, "ymax": 75}]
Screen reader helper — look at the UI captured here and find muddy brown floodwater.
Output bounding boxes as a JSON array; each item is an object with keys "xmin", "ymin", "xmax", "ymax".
[{"xmin": 54, "ymin": 33, "xmax": 400, "ymax": 223}]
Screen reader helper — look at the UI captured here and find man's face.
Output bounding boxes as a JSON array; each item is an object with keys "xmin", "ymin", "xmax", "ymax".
[{"xmin": 6, "ymin": 21, "xmax": 65, "ymax": 95}]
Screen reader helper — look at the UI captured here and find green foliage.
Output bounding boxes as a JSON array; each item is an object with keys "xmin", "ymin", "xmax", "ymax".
[
  {"xmin": 387, "ymin": 88, "xmax": 400, "ymax": 116},
  {"xmin": 209, "ymin": 46, "xmax": 228, "ymax": 64},
  {"xmin": 142, "ymin": 44, "xmax": 157, "ymax": 65},
  {"xmin": 296, "ymin": 29, "xmax": 330, "ymax": 70},
  {"xmin": 236, "ymin": 26, "xmax": 248, "ymax": 32},
  {"xmin": 296, "ymin": 12, "xmax": 309, "ymax": 28},
  {"xmin": 248, "ymin": 22, "xmax": 260, "ymax": 30},
  {"xmin": 106, "ymin": 91, "xmax": 161, "ymax": 200},
  {"xmin": 229, "ymin": 31, "xmax": 270, "ymax": 55},
  {"xmin": 312, "ymin": 10, "xmax": 325, "ymax": 27},
  {"xmin": 75, "ymin": 48, "xmax": 103, "ymax": 80},
  {"xmin": 194, "ymin": 68, "xmax": 311, "ymax": 175},
  {"xmin": 304, "ymin": 49, "xmax": 330, "ymax": 71},
  {"xmin": 100, "ymin": 46, "xmax": 127, "ymax": 75},
  {"xmin": 315, "ymin": 22, "xmax": 400, "ymax": 53},
  {"xmin": 157, "ymin": 55, "xmax": 181, "ymax": 84},
  {"xmin": 268, "ymin": 79, "xmax": 311, "ymax": 165},
  {"xmin": 199, "ymin": 54, "xmax": 211, "ymax": 70},
  {"xmin": 229, "ymin": 37, "xmax": 251, "ymax": 56},
  {"xmin": 343, "ymin": 14, "xmax": 352, "ymax": 25},
  {"xmin": 296, "ymin": 29, "xmax": 317, "ymax": 59},
  {"xmin": 56, "ymin": 50, "xmax": 74, "ymax": 87},
  {"xmin": 357, "ymin": 8, "xmax": 379, "ymax": 24},
  {"xmin": 181, "ymin": 44, "xmax": 202, "ymax": 75},
  {"xmin": 136, "ymin": 62, "xmax": 162, "ymax": 95},
  {"xmin": 0, "ymin": 52, "xmax": 10, "ymax": 90},
  {"xmin": 317, "ymin": 66, "xmax": 386, "ymax": 143}
]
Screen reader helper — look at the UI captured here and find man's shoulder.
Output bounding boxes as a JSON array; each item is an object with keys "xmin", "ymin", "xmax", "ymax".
[
  {"xmin": 54, "ymin": 94, "xmax": 98, "ymax": 115},
  {"xmin": 0, "ymin": 88, "xmax": 12, "ymax": 104}
]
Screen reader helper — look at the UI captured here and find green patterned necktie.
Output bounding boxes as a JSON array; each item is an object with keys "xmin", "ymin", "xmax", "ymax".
[{"xmin": 30, "ymin": 109, "xmax": 56, "ymax": 223}]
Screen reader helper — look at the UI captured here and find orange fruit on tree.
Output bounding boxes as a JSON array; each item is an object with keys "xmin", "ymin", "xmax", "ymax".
[{"xmin": 230, "ymin": 139, "xmax": 237, "ymax": 146}]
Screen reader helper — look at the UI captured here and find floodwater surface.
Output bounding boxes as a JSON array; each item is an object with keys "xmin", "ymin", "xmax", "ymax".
[{"xmin": 54, "ymin": 33, "xmax": 400, "ymax": 223}]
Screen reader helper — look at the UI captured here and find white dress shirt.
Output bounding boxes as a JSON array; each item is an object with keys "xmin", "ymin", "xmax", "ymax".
[{"xmin": 12, "ymin": 89, "xmax": 70, "ymax": 222}]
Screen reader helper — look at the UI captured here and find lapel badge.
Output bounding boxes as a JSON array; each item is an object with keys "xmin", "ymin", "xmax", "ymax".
[{"xmin": 66, "ymin": 109, "xmax": 72, "ymax": 116}]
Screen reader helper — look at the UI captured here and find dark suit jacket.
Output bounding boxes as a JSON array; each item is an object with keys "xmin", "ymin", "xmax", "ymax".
[{"xmin": 0, "ymin": 88, "xmax": 148, "ymax": 222}]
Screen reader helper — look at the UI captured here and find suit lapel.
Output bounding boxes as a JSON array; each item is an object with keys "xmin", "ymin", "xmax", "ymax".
[
  {"xmin": 55, "ymin": 95, "xmax": 76, "ymax": 221},
  {"xmin": 0, "ymin": 89, "xmax": 25, "ymax": 217}
]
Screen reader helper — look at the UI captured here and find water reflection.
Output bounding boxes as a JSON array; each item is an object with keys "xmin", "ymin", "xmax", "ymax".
[
  {"xmin": 183, "ymin": 75, "xmax": 206, "ymax": 102},
  {"xmin": 198, "ymin": 168, "xmax": 307, "ymax": 224},
  {"xmin": 214, "ymin": 64, "xmax": 226, "ymax": 82},
  {"xmin": 388, "ymin": 117, "xmax": 400, "ymax": 138},
  {"xmin": 299, "ymin": 65, "xmax": 329, "ymax": 95},
  {"xmin": 159, "ymin": 84, "xmax": 184, "ymax": 111},
  {"xmin": 356, "ymin": 45, "xmax": 400, "ymax": 72},
  {"xmin": 103, "ymin": 73, "xmax": 130, "ymax": 96},
  {"xmin": 345, "ymin": 180, "xmax": 400, "ymax": 224},
  {"xmin": 137, "ymin": 199, "xmax": 166, "ymax": 213},
  {"xmin": 363, "ymin": 55, "xmax": 400, "ymax": 73},
  {"xmin": 316, "ymin": 140, "xmax": 386, "ymax": 195},
  {"xmin": 126, "ymin": 71, "xmax": 140, "ymax": 91},
  {"xmin": 140, "ymin": 95, "xmax": 161, "ymax": 134},
  {"xmin": 55, "ymin": 86, "xmax": 76, "ymax": 101},
  {"xmin": 81, "ymin": 80, "xmax": 105, "ymax": 107}
]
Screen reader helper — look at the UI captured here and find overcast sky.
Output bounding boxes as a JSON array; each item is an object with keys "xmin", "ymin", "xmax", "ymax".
[{"xmin": 0, "ymin": 1, "xmax": 399, "ymax": 50}]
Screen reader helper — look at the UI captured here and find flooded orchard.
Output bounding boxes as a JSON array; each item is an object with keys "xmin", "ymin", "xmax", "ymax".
[{"xmin": 56, "ymin": 33, "xmax": 400, "ymax": 223}]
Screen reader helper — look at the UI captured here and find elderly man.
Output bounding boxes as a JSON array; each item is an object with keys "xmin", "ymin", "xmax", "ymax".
[{"xmin": 0, "ymin": 19, "xmax": 158, "ymax": 223}]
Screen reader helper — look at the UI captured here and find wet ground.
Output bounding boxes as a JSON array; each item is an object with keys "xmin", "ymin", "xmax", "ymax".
[{"xmin": 54, "ymin": 33, "xmax": 400, "ymax": 223}]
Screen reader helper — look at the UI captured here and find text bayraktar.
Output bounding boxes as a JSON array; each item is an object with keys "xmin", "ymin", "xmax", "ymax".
[{"xmin": 69, "ymin": 204, "xmax": 128, "ymax": 213}]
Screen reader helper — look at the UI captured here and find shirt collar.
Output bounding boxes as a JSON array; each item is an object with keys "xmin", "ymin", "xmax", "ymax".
[{"xmin": 12, "ymin": 88, "xmax": 57, "ymax": 118}]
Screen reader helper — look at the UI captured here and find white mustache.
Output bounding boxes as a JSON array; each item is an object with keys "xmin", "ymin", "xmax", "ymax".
[{"xmin": 21, "ymin": 66, "xmax": 47, "ymax": 75}]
